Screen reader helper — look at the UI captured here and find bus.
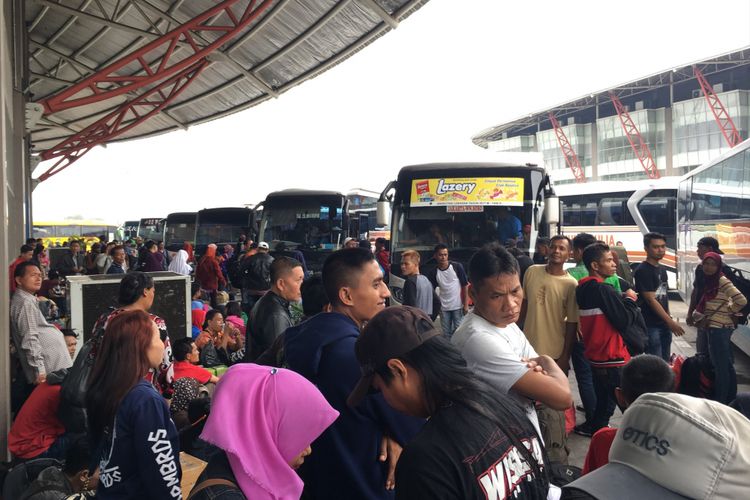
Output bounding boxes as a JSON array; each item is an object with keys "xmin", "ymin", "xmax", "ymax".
[
  {"xmin": 32, "ymin": 220, "xmax": 120, "ymax": 249},
  {"xmin": 163, "ymin": 212, "xmax": 197, "ymax": 251},
  {"xmin": 677, "ymin": 138, "xmax": 750, "ymax": 353},
  {"xmin": 195, "ymin": 207, "xmax": 254, "ymax": 256},
  {"xmin": 120, "ymin": 220, "xmax": 139, "ymax": 240},
  {"xmin": 557, "ymin": 178, "xmax": 679, "ymax": 287},
  {"xmin": 138, "ymin": 218, "xmax": 166, "ymax": 242},
  {"xmin": 257, "ymin": 189, "xmax": 349, "ymax": 272},
  {"xmin": 377, "ymin": 162, "xmax": 559, "ymax": 304},
  {"xmin": 347, "ymin": 188, "xmax": 381, "ymax": 240}
]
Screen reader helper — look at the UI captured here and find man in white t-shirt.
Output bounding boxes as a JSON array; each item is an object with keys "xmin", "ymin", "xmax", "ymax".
[
  {"xmin": 452, "ymin": 243, "xmax": 572, "ymax": 435},
  {"xmin": 426, "ymin": 244, "xmax": 469, "ymax": 337}
]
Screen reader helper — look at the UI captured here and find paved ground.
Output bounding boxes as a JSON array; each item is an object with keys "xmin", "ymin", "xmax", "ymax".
[{"xmin": 566, "ymin": 297, "xmax": 750, "ymax": 468}]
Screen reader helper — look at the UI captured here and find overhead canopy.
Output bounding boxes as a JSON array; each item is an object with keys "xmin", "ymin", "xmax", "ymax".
[{"xmin": 26, "ymin": 0, "xmax": 427, "ymax": 178}]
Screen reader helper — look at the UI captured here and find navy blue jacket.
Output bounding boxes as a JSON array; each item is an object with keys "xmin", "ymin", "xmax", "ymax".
[
  {"xmin": 95, "ymin": 381, "xmax": 181, "ymax": 499},
  {"xmin": 284, "ymin": 312, "xmax": 424, "ymax": 500}
]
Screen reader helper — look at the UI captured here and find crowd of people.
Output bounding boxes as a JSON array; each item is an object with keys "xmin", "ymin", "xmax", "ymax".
[{"xmin": 4, "ymin": 230, "xmax": 750, "ymax": 499}]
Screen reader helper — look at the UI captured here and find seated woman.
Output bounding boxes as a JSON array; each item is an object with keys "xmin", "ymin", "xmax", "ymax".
[
  {"xmin": 189, "ymin": 364, "xmax": 338, "ymax": 499},
  {"xmin": 196, "ymin": 310, "xmax": 243, "ymax": 367}
]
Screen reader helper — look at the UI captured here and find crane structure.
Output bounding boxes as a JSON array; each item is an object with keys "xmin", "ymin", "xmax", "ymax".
[
  {"xmin": 609, "ymin": 92, "xmax": 660, "ymax": 179},
  {"xmin": 35, "ymin": 0, "xmax": 273, "ymax": 181},
  {"xmin": 693, "ymin": 65, "xmax": 743, "ymax": 148},
  {"xmin": 548, "ymin": 113, "xmax": 586, "ymax": 183}
]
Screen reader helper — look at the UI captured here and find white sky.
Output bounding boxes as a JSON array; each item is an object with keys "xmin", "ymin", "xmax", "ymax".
[{"xmin": 31, "ymin": 0, "xmax": 750, "ymax": 223}]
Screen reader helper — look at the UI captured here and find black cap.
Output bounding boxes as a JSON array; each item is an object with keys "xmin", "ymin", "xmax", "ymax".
[
  {"xmin": 697, "ymin": 236, "xmax": 722, "ymax": 253},
  {"xmin": 347, "ymin": 306, "xmax": 441, "ymax": 407}
]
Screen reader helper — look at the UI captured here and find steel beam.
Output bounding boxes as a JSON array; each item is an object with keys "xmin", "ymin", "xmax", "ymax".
[
  {"xmin": 38, "ymin": 60, "xmax": 208, "ymax": 181},
  {"xmin": 693, "ymin": 65, "xmax": 743, "ymax": 148},
  {"xmin": 549, "ymin": 114, "xmax": 585, "ymax": 183},
  {"xmin": 39, "ymin": 0, "xmax": 273, "ymax": 114},
  {"xmin": 609, "ymin": 93, "xmax": 660, "ymax": 179}
]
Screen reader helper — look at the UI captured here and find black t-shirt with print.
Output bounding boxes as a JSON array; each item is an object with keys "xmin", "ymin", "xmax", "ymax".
[
  {"xmin": 395, "ymin": 403, "xmax": 548, "ymax": 500},
  {"xmin": 634, "ymin": 261, "xmax": 669, "ymax": 327}
]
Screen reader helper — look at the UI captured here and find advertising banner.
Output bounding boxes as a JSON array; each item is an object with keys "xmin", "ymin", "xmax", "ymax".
[{"xmin": 410, "ymin": 177, "xmax": 524, "ymax": 207}]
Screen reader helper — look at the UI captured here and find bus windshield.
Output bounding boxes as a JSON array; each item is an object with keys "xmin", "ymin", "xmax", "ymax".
[
  {"xmin": 165, "ymin": 213, "xmax": 196, "ymax": 247},
  {"xmin": 391, "ymin": 204, "xmax": 530, "ymax": 251},
  {"xmin": 261, "ymin": 202, "xmax": 345, "ymax": 249},
  {"xmin": 195, "ymin": 209, "xmax": 252, "ymax": 246},
  {"xmin": 138, "ymin": 218, "xmax": 164, "ymax": 241}
]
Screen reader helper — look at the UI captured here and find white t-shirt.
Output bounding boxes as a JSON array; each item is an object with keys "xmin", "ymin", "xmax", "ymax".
[
  {"xmin": 436, "ymin": 265, "xmax": 462, "ymax": 311},
  {"xmin": 451, "ymin": 311, "xmax": 541, "ymax": 436}
]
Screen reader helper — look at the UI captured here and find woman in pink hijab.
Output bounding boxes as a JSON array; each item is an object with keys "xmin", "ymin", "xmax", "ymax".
[{"xmin": 190, "ymin": 363, "xmax": 339, "ymax": 499}]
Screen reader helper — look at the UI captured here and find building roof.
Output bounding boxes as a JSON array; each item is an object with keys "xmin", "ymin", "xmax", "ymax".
[
  {"xmin": 27, "ymin": 0, "xmax": 427, "ymax": 160},
  {"xmin": 472, "ymin": 46, "xmax": 750, "ymax": 148}
]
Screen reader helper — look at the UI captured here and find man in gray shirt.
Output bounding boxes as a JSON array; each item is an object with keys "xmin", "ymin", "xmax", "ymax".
[
  {"xmin": 11, "ymin": 261, "xmax": 72, "ymax": 387},
  {"xmin": 400, "ymin": 250, "xmax": 434, "ymax": 318}
]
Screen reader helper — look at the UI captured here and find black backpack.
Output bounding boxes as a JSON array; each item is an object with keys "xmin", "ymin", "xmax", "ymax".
[
  {"xmin": 724, "ymin": 267, "xmax": 750, "ymax": 325},
  {"xmin": 58, "ymin": 308, "xmax": 115, "ymax": 433}
]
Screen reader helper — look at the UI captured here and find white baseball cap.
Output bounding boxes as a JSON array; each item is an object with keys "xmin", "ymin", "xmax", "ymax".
[
  {"xmin": 563, "ymin": 392, "xmax": 750, "ymax": 499},
  {"xmin": 258, "ymin": 242, "xmax": 269, "ymax": 250}
]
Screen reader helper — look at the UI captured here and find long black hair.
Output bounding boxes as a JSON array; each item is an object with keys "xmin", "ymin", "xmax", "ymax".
[{"xmin": 376, "ymin": 335, "xmax": 550, "ymax": 497}]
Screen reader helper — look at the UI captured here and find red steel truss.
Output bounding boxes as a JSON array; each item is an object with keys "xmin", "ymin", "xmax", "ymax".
[
  {"xmin": 39, "ymin": 0, "xmax": 272, "ymax": 114},
  {"xmin": 38, "ymin": 60, "xmax": 208, "ymax": 181},
  {"xmin": 609, "ymin": 93, "xmax": 660, "ymax": 179},
  {"xmin": 548, "ymin": 113, "xmax": 585, "ymax": 183},
  {"xmin": 693, "ymin": 65, "xmax": 743, "ymax": 148}
]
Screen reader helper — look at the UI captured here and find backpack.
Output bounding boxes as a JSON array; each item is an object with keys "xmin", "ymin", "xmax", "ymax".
[
  {"xmin": 619, "ymin": 298, "xmax": 648, "ymax": 356},
  {"xmin": 58, "ymin": 308, "xmax": 115, "ymax": 433},
  {"xmin": 227, "ymin": 256, "xmax": 243, "ymax": 288},
  {"xmin": 2, "ymin": 459, "xmax": 62, "ymax": 500},
  {"xmin": 724, "ymin": 267, "xmax": 750, "ymax": 325}
]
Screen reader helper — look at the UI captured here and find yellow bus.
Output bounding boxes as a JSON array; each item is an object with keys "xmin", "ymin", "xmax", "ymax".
[{"xmin": 32, "ymin": 220, "xmax": 120, "ymax": 249}]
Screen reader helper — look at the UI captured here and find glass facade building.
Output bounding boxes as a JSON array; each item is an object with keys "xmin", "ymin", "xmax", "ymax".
[
  {"xmin": 486, "ymin": 89, "xmax": 750, "ymax": 185},
  {"xmin": 673, "ymin": 89, "xmax": 750, "ymax": 173}
]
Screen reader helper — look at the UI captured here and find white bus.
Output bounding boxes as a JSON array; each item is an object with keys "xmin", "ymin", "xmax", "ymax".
[
  {"xmin": 677, "ymin": 138, "xmax": 750, "ymax": 353},
  {"xmin": 557, "ymin": 178, "xmax": 679, "ymax": 287}
]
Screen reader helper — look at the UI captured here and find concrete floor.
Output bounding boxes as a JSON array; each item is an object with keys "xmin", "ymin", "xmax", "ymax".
[{"xmin": 566, "ymin": 298, "xmax": 750, "ymax": 467}]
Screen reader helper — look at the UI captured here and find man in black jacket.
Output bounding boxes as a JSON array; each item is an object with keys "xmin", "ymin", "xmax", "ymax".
[
  {"xmin": 58, "ymin": 240, "xmax": 85, "ymax": 277},
  {"xmin": 240, "ymin": 242, "xmax": 274, "ymax": 315},
  {"xmin": 244, "ymin": 256, "xmax": 303, "ymax": 362}
]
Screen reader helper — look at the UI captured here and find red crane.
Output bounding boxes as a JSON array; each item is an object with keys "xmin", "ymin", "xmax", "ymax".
[
  {"xmin": 38, "ymin": 60, "xmax": 208, "ymax": 182},
  {"xmin": 549, "ymin": 113, "xmax": 585, "ymax": 183},
  {"xmin": 39, "ymin": 0, "xmax": 273, "ymax": 114},
  {"xmin": 35, "ymin": 0, "xmax": 274, "ymax": 181},
  {"xmin": 693, "ymin": 65, "xmax": 743, "ymax": 148},
  {"xmin": 609, "ymin": 93, "xmax": 660, "ymax": 179}
]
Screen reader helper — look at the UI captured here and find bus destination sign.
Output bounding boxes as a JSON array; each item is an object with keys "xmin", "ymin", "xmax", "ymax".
[{"xmin": 410, "ymin": 177, "xmax": 524, "ymax": 207}]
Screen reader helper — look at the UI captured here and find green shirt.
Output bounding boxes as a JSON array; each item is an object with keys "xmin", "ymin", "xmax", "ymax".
[{"xmin": 568, "ymin": 263, "xmax": 622, "ymax": 292}]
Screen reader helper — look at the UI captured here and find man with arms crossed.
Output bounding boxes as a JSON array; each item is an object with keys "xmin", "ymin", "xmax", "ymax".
[{"xmin": 452, "ymin": 243, "xmax": 572, "ymax": 436}]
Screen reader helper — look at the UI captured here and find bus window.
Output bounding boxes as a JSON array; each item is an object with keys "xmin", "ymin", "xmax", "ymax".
[
  {"xmin": 580, "ymin": 201, "xmax": 597, "ymax": 225},
  {"xmin": 562, "ymin": 197, "xmax": 581, "ymax": 226},
  {"xmin": 743, "ymin": 148, "xmax": 750, "ymax": 218},
  {"xmin": 720, "ymin": 152, "xmax": 745, "ymax": 219},
  {"xmin": 639, "ymin": 190, "xmax": 676, "ymax": 248},
  {"xmin": 598, "ymin": 197, "xmax": 628, "ymax": 225},
  {"xmin": 58, "ymin": 225, "xmax": 82, "ymax": 238},
  {"xmin": 691, "ymin": 163, "xmax": 722, "ymax": 220}
]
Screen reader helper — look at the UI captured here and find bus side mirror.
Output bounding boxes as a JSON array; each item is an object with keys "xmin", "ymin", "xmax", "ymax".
[
  {"xmin": 377, "ymin": 201, "xmax": 391, "ymax": 227},
  {"xmin": 544, "ymin": 196, "xmax": 560, "ymax": 225}
]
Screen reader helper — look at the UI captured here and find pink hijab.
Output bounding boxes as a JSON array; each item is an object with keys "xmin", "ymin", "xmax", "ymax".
[{"xmin": 201, "ymin": 364, "xmax": 338, "ymax": 499}]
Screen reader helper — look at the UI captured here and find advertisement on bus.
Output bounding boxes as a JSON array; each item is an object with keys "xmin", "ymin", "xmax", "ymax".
[{"xmin": 409, "ymin": 177, "xmax": 524, "ymax": 207}]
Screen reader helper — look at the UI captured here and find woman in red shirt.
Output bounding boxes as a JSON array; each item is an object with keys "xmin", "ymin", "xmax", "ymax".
[{"xmin": 196, "ymin": 244, "xmax": 226, "ymax": 307}]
